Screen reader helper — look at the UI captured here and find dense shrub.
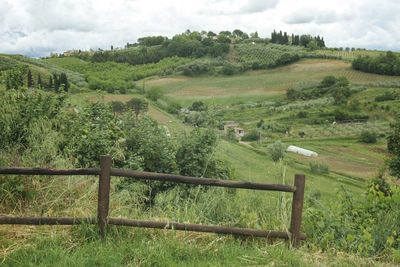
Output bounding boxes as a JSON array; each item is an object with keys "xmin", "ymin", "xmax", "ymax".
[
  {"xmin": 60, "ymin": 101, "xmax": 124, "ymax": 167},
  {"xmin": 359, "ymin": 130, "xmax": 377, "ymax": 143},
  {"xmin": 241, "ymin": 129, "xmax": 259, "ymax": 141},
  {"xmin": 190, "ymin": 101, "xmax": 207, "ymax": 111},
  {"xmin": 305, "ymin": 183, "xmax": 400, "ymax": 256},
  {"xmin": 0, "ymin": 88, "xmax": 65, "ymax": 149},
  {"xmin": 146, "ymin": 86, "xmax": 163, "ymax": 101},
  {"xmin": 166, "ymin": 101, "xmax": 182, "ymax": 114}
]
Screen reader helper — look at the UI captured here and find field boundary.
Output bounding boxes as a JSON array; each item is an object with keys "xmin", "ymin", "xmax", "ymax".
[{"xmin": 0, "ymin": 155, "xmax": 306, "ymax": 247}]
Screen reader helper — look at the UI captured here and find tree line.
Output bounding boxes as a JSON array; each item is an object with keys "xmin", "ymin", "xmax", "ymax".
[
  {"xmin": 91, "ymin": 30, "xmax": 231, "ymax": 65},
  {"xmin": 270, "ymin": 30, "xmax": 325, "ymax": 48},
  {"xmin": 352, "ymin": 51, "xmax": 400, "ymax": 76}
]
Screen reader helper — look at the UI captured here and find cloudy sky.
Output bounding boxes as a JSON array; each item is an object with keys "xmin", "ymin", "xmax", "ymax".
[{"xmin": 1, "ymin": 0, "xmax": 399, "ymax": 57}]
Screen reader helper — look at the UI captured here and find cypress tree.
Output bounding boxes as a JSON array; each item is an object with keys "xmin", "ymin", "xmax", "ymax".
[
  {"xmin": 59, "ymin": 73, "xmax": 69, "ymax": 92},
  {"xmin": 37, "ymin": 73, "xmax": 42, "ymax": 88},
  {"xmin": 27, "ymin": 69, "xmax": 33, "ymax": 88},
  {"xmin": 53, "ymin": 73, "xmax": 60, "ymax": 92},
  {"xmin": 49, "ymin": 76, "xmax": 53, "ymax": 91}
]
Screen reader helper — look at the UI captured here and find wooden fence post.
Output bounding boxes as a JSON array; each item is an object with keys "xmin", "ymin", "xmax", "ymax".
[
  {"xmin": 98, "ymin": 155, "xmax": 111, "ymax": 238},
  {"xmin": 289, "ymin": 174, "xmax": 305, "ymax": 248}
]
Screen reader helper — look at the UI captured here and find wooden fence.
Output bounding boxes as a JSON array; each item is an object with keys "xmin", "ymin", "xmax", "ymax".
[{"xmin": 0, "ymin": 155, "xmax": 306, "ymax": 246}]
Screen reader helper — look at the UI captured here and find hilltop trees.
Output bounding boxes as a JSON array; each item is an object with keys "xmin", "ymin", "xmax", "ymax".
[{"xmin": 270, "ymin": 30, "xmax": 325, "ymax": 48}]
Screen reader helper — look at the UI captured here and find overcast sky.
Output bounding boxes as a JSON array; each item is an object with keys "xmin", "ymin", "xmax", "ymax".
[{"xmin": 1, "ymin": 0, "xmax": 399, "ymax": 57}]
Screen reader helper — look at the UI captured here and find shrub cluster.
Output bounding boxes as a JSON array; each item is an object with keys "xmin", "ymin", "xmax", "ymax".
[{"xmin": 352, "ymin": 51, "xmax": 400, "ymax": 76}]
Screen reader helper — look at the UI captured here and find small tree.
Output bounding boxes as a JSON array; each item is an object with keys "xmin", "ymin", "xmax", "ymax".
[
  {"xmin": 111, "ymin": 101, "xmax": 124, "ymax": 115},
  {"xmin": 126, "ymin": 98, "xmax": 148, "ymax": 119},
  {"xmin": 359, "ymin": 130, "xmax": 377, "ymax": 143},
  {"xmin": 37, "ymin": 73, "xmax": 42, "ymax": 89},
  {"xmin": 190, "ymin": 101, "xmax": 207, "ymax": 111},
  {"xmin": 59, "ymin": 73, "xmax": 69, "ymax": 92},
  {"xmin": 268, "ymin": 141, "xmax": 285, "ymax": 162},
  {"xmin": 146, "ymin": 86, "xmax": 163, "ymax": 101}
]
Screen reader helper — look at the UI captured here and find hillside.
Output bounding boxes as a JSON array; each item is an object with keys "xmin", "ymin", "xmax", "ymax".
[{"xmin": 1, "ymin": 35, "xmax": 400, "ymax": 266}]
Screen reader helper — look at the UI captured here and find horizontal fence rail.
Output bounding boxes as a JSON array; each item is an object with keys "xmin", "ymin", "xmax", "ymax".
[
  {"xmin": 0, "ymin": 155, "xmax": 306, "ymax": 247},
  {"xmin": 110, "ymin": 169, "xmax": 297, "ymax": 192},
  {"xmin": 0, "ymin": 216, "xmax": 306, "ymax": 240},
  {"xmin": 0, "ymin": 167, "xmax": 296, "ymax": 192}
]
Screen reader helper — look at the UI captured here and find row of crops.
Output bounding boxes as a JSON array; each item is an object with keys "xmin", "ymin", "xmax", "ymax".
[
  {"xmin": 312, "ymin": 49, "xmax": 392, "ymax": 61},
  {"xmin": 234, "ymin": 43, "xmax": 340, "ymax": 70}
]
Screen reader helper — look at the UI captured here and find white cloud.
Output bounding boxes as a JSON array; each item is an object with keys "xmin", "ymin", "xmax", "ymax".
[{"xmin": 0, "ymin": 0, "xmax": 399, "ymax": 57}]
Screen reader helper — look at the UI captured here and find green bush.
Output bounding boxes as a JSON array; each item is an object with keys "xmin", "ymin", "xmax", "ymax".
[
  {"xmin": 359, "ymin": 130, "xmax": 377, "ymax": 143},
  {"xmin": 146, "ymin": 86, "xmax": 163, "ymax": 101},
  {"xmin": 166, "ymin": 101, "xmax": 182, "ymax": 114},
  {"xmin": 304, "ymin": 183, "xmax": 400, "ymax": 257},
  {"xmin": 309, "ymin": 161, "xmax": 330, "ymax": 174},
  {"xmin": 61, "ymin": 101, "xmax": 124, "ymax": 167},
  {"xmin": 268, "ymin": 141, "xmax": 285, "ymax": 162},
  {"xmin": 241, "ymin": 129, "xmax": 259, "ymax": 141}
]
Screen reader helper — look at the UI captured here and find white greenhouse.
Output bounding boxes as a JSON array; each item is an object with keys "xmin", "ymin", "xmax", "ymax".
[{"xmin": 286, "ymin": 145, "xmax": 318, "ymax": 157}]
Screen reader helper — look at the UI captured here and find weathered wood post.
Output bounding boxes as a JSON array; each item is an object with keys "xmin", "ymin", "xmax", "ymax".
[
  {"xmin": 98, "ymin": 155, "xmax": 111, "ymax": 238},
  {"xmin": 289, "ymin": 174, "xmax": 305, "ymax": 248}
]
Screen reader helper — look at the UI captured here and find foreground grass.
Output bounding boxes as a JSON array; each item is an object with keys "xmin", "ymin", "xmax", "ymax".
[{"xmin": 1, "ymin": 225, "xmax": 392, "ymax": 267}]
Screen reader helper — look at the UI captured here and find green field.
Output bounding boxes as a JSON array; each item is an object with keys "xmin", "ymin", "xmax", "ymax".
[{"xmin": 147, "ymin": 59, "xmax": 400, "ymax": 106}]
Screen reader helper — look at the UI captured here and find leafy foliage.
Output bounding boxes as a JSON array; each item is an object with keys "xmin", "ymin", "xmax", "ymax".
[
  {"xmin": 268, "ymin": 141, "xmax": 285, "ymax": 162},
  {"xmin": 47, "ymin": 56, "xmax": 190, "ymax": 92},
  {"xmin": 2, "ymin": 65, "xmax": 27, "ymax": 90},
  {"xmin": 126, "ymin": 98, "xmax": 148, "ymax": 119},
  {"xmin": 0, "ymin": 88, "xmax": 65, "ymax": 149},
  {"xmin": 352, "ymin": 51, "xmax": 400, "ymax": 76},
  {"xmin": 241, "ymin": 129, "xmax": 259, "ymax": 141},
  {"xmin": 60, "ymin": 101, "xmax": 124, "ymax": 167},
  {"xmin": 176, "ymin": 128, "xmax": 229, "ymax": 179},
  {"xmin": 146, "ymin": 86, "xmax": 163, "ymax": 101},
  {"xmin": 359, "ymin": 130, "xmax": 377, "ymax": 143},
  {"xmin": 305, "ymin": 183, "xmax": 400, "ymax": 256},
  {"xmin": 387, "ymin": 120, "xmax": 400, "ymax": 178},
  {"xmin": 0, "ymin": 56, "xmax": 18, "ymax": 71}
]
